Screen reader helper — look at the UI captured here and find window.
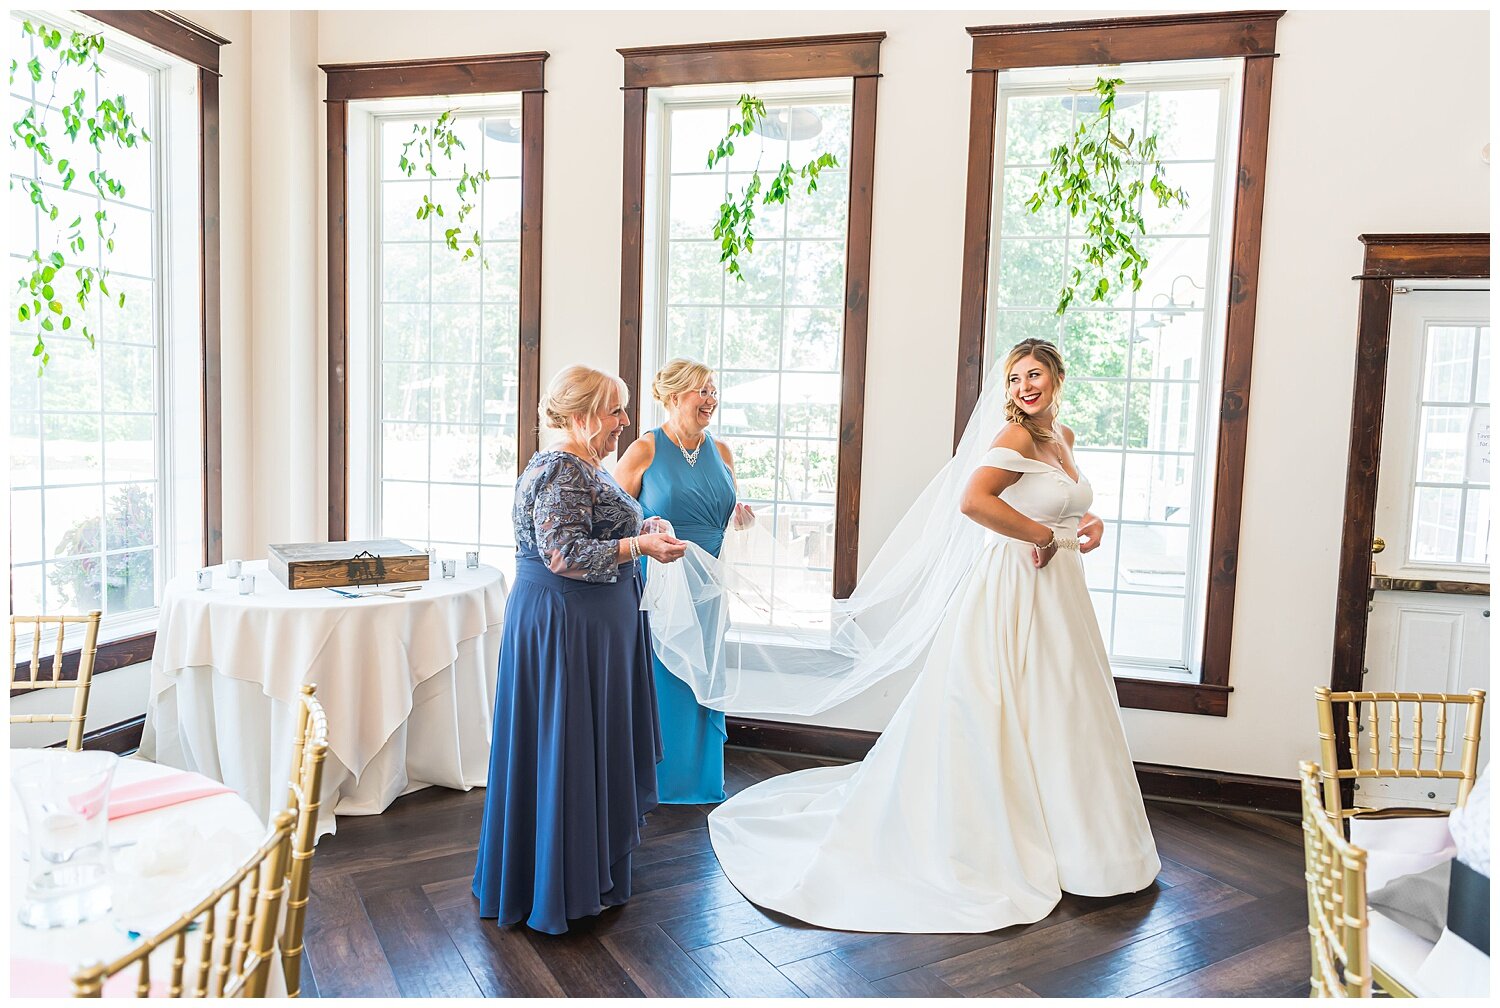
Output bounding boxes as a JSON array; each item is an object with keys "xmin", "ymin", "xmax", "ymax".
[
  {"xmin": 9, "ymin": 10, "xmax": 206, "ymax": 650},
  {"xmin": 644, "ymin": 85, "xmax": 853, "ymax": 628},
  {"xmin": 355, "ymin": 102, "xmax": 525, "ymax": 571},
  {"xmin": 958, "ymin": 11, "xmax": 1283, "ymax": 715},
  {"xmin": 1409, "ymin": 323, "xmax": 1490, "ymax": 567},
  {"xmin": 617, "ymin": 32, "xmax": 883, "ymax": 609},
  {"xmin": 986, "ymin": 62, "xmax": 1242, "ymax": 678},
  {"xmin": 322, "ymin": 53, "xmax": 547, "ymax": 571}
]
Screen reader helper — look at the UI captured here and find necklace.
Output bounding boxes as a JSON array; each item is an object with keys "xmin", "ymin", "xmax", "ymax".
[{"xmin": 666, "ymin": 426, "xmax": 704, "ymax": 467}]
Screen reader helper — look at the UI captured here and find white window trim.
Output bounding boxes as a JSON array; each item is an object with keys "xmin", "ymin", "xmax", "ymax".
[
  {"xmin": 986, "ymin": 59, "xmax": 1244, "ymax": 683},
  {"xmin": 9, "ymin": 10, "xmax": 203, "ymax": 653}
]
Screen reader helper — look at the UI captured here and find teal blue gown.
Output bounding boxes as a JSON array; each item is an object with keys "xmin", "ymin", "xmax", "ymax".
[{"xmin": 637, "ymin": 427, "xmax": 736, "ymax": 804}]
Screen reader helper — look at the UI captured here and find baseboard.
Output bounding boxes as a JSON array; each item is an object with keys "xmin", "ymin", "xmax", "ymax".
[
  {"xmin": 726, "ymin": 717, "xmax": 1300, "ymax": 816},
  {"xmin": 50, "ymin": 714, "xmax": 145, "ymax": 755}
]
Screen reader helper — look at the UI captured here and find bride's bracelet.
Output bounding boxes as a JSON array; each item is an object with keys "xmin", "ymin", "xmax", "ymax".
[{"xmin": 1034, "ymin": 531, "xmax": 1080, "ymax": 552}]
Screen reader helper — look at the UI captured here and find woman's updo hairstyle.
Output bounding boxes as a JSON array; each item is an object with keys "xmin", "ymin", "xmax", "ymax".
[
  {"xmin": 651, "ymin": 358, "xmax": 714, "ymax": 409},
  {"xmin": 1002, "ymin": 338, "xmax": 1067, "ymax": 445},
  {"xmin": 539, "ymin": 364, "xmax": 629, "ymax": 458}
]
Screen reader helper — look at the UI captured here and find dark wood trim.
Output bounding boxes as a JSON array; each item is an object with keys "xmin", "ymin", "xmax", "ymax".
[
  {"xmin": 831, "ymin": 75, "xmax": 877, "ymax": 600},
  {"xmin": 517, "ymin": 89, "xmax": 545, "ymax": 474},
  {"xmin": 1133, "ymin": 761, "xmax": 1298, "ymax": 815},
  {"xmin": 327, "ymin": 99, "xmax": 350, "ymax": 542},
  {"xmin": 617, "ymin": 87, "xmax": 648, "ymax": 452},
  {"xmin": 200, "ymin": 69, "xmax": 223, "ymax": 566},
  {"xmin": 12, "ymin": 632, "xmax": 155, "ymax": 698},
  {"xmin": 1332, "ymin": 235, "xmax": 1490, "ymax": 702},
  {"xmin": 1370, "ymin": 576, "xmax": 1490, "ymax": 596},
  {"xmin": 726, "ymin": 718, "xmax": 1296, "ymax": 813},
  {"xmin": 321, "ymin": 53, "xmax": 548, "ymax": 102},
  {"xmin": 616, "ymin": 35, "xmax": 883, "ymax": 589},
  {"xmin": 1117, "ymin": 677, "xmax": 1230, "ymax": 717},
  {"xmin": 969, "ymin": 10, "xmax": 1282, "ymax": 70},
  {"xmin": 322, "ymin": 55, "xmax": 549, "ymax": 529},
  {"xmin": 619, "ymin": 32, "xmax": 883, "ymax": 89},
  {"xmin": 49, "ymin": 715, "xmax": 146, "ymax": 755},
  {"xmin": 953, "ymin": 12, "xmax": 1283, "ymax": 713},
  {"xmin": 1356, "ymin": 233, "xmax": 1491, "ymax": 279},
  {"xmin": 953, "ymin": 69, "xmax": 999, "ymax": 451},
  {"xmin": 80, "ymin": 10, "xmax": 228, "ymax": 74},
  {"xmin": 1198, "ymin": 53, "xmax": 1276, "ymax": 693}
]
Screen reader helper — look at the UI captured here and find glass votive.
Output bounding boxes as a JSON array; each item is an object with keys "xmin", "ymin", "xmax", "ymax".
[
  {"xmin": 238, "ymin": 573, "xmax": 255, "ymax": 596},
  {"xmin": 226, "ymin": 559, "xmax": 242, "ymax": 578},
  {"xmin": 465, "ymin": 551, "xmax": 479, "ymax": 569},
  {"xmin": 196, "ymin": 569, "xmax": 213, "ymax": 591},
  {"xmin": 427, "ymin": 548, "xmax": 438, "ymax": 576},
  {"xmin": 441, "ymin": 560, "xmax": 457, "ymax": 579}
]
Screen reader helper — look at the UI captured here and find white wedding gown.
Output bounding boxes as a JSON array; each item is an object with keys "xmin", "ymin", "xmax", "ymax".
[{"xmin": 707, "ymin": 446, "xmax": 1161, "ymax": 933}]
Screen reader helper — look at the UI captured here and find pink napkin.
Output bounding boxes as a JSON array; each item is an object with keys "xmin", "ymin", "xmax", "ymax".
[
  {"xmin": 105, "ymin": 772, "xmax": 235, "ymax": 821},
  {"xmin": 9, "ymin": 957, "xmax": 158, "ymax": 997}
]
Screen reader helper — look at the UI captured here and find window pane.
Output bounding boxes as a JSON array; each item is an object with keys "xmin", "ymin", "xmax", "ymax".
[
  {"xmin": 1417, "ymin": 406, "xmax": 1470, "ymax": 483},
  {"xmin": 1423, "ymin": 326, "xmax": 1474, "ymax": 402},
  {"xmin": 1409, "ymin": 486, "xmax": 1462, "ymax": 563},
  {"xmin": 1461, "ymin": 489, "xmax": 1488, "ymax": 565},
  {"xmin": 374, "ymin": 106, "xmax": 524, "ymax": 557},
  {"xmin": 988, "ymin": 69, "xmax": 1235, "ymax": 682}
]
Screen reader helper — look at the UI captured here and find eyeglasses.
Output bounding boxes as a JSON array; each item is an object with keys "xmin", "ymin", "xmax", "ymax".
[{"xmin": 696, "ymin": 388, "xmax": 719, "ymax": 400}]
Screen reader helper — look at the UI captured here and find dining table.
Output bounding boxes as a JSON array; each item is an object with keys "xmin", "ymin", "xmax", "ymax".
[
  {"xmin": 8, "ymin": 752, "xmax": 280, "ymax": 997},
  {"xmin": 139, "ymin": 559, "xmax": 506, "ymax": 838}
]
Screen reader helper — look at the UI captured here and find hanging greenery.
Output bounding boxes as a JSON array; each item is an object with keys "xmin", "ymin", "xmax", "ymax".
[
  {"xmin": 397, "ymin": 109, "xmax": 491, "ymax": 264},
  {"xmin": 10, "ymin": 18, "xmax": 150, "ymax": 371},
  {"xmin": 1026, "ymin": 76, "xmax": 1189, "ymax": 315},
  {"xmin": 708, "ymin": 95, "xmax": 838, "ymax": 281}
]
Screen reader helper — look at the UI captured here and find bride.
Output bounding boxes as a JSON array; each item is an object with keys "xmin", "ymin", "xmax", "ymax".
[{"xmin": 702, "ymin": 338, "xmax": 1161, "ymax": 933}]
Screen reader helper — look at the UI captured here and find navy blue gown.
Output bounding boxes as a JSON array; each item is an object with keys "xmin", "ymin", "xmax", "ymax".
[{"xmin": 472, "ymin": 450, "xmax": 661, "ymax": 934}]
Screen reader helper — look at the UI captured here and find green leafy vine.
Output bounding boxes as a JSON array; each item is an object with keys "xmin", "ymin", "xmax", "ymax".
[
  {"xmin": 397, "ymin": 110, "xmax": 491, "ymax": 264},
  {"xmin": 10, "ymin": 18, "xmax": 150, "ymax": 371},
  {"xmin": 1026, "ymin": 77, "xmax": 1189, "ymax": 315},
  {"xmin": 708, "ymin": 95, "xmax": 838, "ymax": 281}
]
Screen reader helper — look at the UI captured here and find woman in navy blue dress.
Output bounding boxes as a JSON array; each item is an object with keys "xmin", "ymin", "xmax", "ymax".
[
  {"xmin": 617, "ymin": 359, "xmax": 753, "ymax": 804},
  {"xmin": 472, "ymin": 365, "xmax": 687, "ymax": 934}
]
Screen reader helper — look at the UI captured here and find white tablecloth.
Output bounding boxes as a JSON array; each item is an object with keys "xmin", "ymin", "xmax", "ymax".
[
  {"xmin": 9, "ymin": 754, "xmax": 273, "ymax": 995},
  {"xmin": 140, "ymin": 560, "xmax": 505, "ymax": 838}
]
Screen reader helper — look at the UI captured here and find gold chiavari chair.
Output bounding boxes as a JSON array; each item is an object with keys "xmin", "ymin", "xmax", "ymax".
[
  {"xmin": 10, "ymin": 611, "xmax": 102, "ymax": 752},
  {"xmin": 281, "ymin": 683, "xmax": 329, "ymax": 997},
  {"xmin": 1302, "ymin": 759, "xmax": 1375, "ymax": 998},
  {"xmin": 71, "ymin": 810, "xmax": 296, "ymax": 998},
  {"xmin": 1314, "ymin": 688, "xmax": 1486, "ymax": 823}
]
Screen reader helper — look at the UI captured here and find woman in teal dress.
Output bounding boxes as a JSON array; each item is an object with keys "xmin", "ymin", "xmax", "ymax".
[{"xmin": 617, "ymin": 359, "xmax": 751, "ymax": 804}]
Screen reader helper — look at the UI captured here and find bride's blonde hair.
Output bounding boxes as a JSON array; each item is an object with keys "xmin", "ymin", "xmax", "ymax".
[
  {"xmin": 1002, "ymin": 339, "xmax": 1066, "ymax": 445},
  {"xmin": 539, "ymin": 365, "xmax": 629, "ymax": 461}
]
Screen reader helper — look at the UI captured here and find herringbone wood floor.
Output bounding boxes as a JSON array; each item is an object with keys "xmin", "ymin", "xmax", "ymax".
[{"xmin": 300, "ymin": 748, "xmax": 1312, "ymax": 997}]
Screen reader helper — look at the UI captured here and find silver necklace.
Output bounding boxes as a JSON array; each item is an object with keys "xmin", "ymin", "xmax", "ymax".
[{"xmin": 667, "ymin": 427, "xmax": 704, "ymax": 467}]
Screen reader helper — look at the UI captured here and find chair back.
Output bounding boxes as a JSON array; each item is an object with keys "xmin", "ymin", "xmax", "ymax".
[
  {"xmin": 10, "ymin": 611, "xmax": 103, "ymax": 751},
  {"xmin": 72, "ymin": 811, "xmax": 296, "ymax": 998},
  {"xmin": 1301, "ymin": 760, "xmax": 1372, "ymax": 998},
  {"xmin": 281, "ymin": 683, "xmax": 329, "ymax": 997},
  {"xmin": 1315, "ymin": 687, "xmax": 1486, "ymax": 820}
]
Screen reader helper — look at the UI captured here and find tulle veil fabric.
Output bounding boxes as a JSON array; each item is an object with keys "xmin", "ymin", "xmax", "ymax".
[{"xmin": 639, "ymin": 362, "xmax": 1011, "ymax": 716}]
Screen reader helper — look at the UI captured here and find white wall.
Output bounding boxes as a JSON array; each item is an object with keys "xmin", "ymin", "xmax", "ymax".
[{"xmin": 51, "ymin": 10, "xmax": 1487, "ymax": 780}]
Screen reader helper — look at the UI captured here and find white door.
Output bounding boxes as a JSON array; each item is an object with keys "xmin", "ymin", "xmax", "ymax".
[{"xmin": 1361, "ymin": 287, "xmax": 1490, "ymax": 810}]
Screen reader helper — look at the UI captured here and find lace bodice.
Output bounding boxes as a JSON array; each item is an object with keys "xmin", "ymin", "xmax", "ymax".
[
  {"xmin": 514, "ymin": 450, "xmax": 644, "ymax": 582},
  {"xmin": 977, "ymin": 446, "xmax": 1092, "ymax": 535}
]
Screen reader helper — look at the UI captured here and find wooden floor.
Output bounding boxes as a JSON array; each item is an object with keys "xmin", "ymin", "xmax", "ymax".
[{"xmin": 300, "ymin": 748, "xmax": 1312, "ymax": 998}]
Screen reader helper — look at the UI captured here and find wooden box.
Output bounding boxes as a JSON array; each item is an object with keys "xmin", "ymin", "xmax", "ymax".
[{"xmin": 268, "ymin": 539, "xmax": 430, "ymax": 590}]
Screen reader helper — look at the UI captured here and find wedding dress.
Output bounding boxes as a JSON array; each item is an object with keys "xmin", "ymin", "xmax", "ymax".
[{"xmin": 705, "ymin": 445, "xmax": 1161, "ymax": 933}]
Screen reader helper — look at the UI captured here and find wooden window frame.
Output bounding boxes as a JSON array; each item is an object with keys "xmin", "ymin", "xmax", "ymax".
[
  {"xmin": 13, "ymin": 11, "xmax": 227, "ymax": 694},
  {"xmin": 320, "ymin": 51, "xmax": 549, "ymax": 542},
  {"xmin": 954, "ymin": 10, "xmax": 1284, "ymax": 716},
  {"xmin": 616, "ymin": 32, "xmax": 883, "ymax": 598}
]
